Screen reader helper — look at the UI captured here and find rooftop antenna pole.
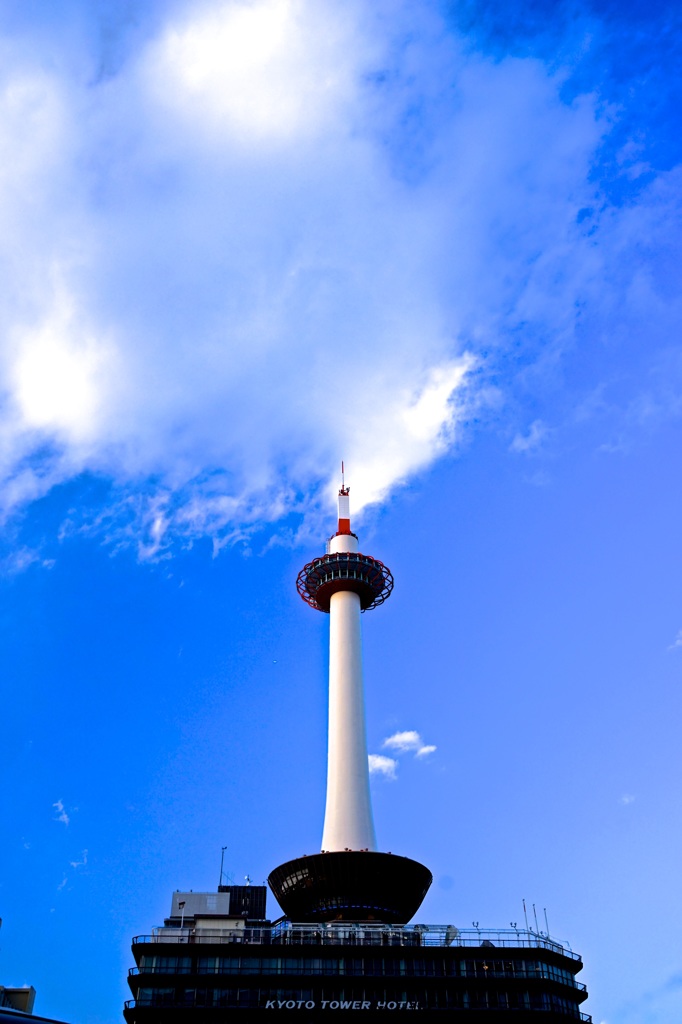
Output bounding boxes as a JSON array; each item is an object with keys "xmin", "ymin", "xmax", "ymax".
[
  {"xmin": 219, "ymin": 846, "xmax": 227, "ymax": 889},
  {"xmin": 532, "ymin": 903, "xmax": 540, "ymax": 934},
  {"xmin": 522, "ymin": 899, "xmax": 529, "ymax": 932},
  {"xmin": 544, "ymin": 907, "xmax": 550, "ymax": 937}
]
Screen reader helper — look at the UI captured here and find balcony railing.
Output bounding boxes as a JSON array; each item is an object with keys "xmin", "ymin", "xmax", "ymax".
[
  {"xmin": 128, "ymin": 965, "xmax": 586, "ymax": 990},
  {"xmin": 132, "ymin": 925, "xmax": 581, "ymax": 961}
]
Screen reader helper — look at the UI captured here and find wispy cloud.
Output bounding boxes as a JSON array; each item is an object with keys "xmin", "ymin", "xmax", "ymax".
[
  {"xmin": 382, "ymin": 730, "xmax": 437, "ymax": 758},
  {"xmin": 369, "ymin": 730, "xmax": 437, "ymax": 779},
  {"xmin": 619, "ymin": 794, "xmax": 636, "ymax": 806},
  {"xmin": 667, "ymin": 630, "xmax": 682, "ymax": 651},
  {"xmin": 52, "ymin": 800, "xmax": 70, "ymax": 826},
  {"xmin": 415, "ymin": 744, "xmax": 437, "ymax": 758},
  {"xmin": 510, "ymin": 420, "xmax": 548, "ymax": 455},
  {"xmin": 56, "ymin": 848, "xmax": 89, "ymax": 893},
  {"xmin": 0, "ymin": 546, "xmax": 55, "ymax": 576},
  {"xmin": 368, "ymin": 754, "xmax": 398, "ymax": 780}
]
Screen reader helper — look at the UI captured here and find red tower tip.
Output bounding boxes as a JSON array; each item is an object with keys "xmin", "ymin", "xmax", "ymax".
[{"xmin": 338, "ymin": 462, "xmax": 351, "ymax": 533}]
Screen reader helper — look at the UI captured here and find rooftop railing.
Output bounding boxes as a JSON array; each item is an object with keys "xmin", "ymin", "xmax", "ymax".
[{"xmin": 133, "ymin": 924, "xmax": 581, "ymax": 961}]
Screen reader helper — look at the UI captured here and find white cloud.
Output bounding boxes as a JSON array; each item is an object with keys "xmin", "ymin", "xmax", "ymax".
[
  {"xmin": 146, "ymin": 0, "xmax": 360, "ymax": 146},
  {"xmin": 383, "ymin": 731, "xmax": 423, "ymax": 753},
  {"xmin": 10, "ymin": 287, "xmax": 116, "ymax": 441},
  {"xmin": 0, "ymin": 0, "xmax": 675, "ymax": 553},
  {"xmin": 52, "ymin": 800, "xmax": 70, "ymax": 826},
  {"xmin": 345, "ymin": 358, "xmax": 475, "ymax": 511},
  {"xmin": 368, "ymin": 754, "xmax": 398, "ymax": 780},
  {"xmin": 69, "ymin": 850, "xmax": 88, "ymax": 869},
  {"xmin": 415, "ymin": 744, "xmax": 437, "ymax": 758},
  {"xmin": 382, "ymin": 730, "xmax": 437, "ymax": 759},
  {"xmin": 619, "ymin": 794, "xmax": 636, "ymax": 806}
]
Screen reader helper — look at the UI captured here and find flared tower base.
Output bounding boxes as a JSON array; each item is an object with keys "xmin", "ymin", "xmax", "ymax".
[{"xmin": 268, "ymin": 851, "xmax": 432, "ymax": 924}]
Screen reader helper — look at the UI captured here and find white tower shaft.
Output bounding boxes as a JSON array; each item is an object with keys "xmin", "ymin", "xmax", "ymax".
[{"xmin": 321, "ymin": 531, "xmax": 377, "ymax": 852}]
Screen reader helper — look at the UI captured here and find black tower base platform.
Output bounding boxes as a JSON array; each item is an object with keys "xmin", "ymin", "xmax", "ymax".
[{"xmin": 268, "ymin": 851, "xmax": 432, "ymax": 923}]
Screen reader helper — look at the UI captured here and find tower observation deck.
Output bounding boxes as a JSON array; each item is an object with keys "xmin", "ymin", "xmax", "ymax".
[{"xmin": 268, "ymin": 473, "xmax": 432, "ymax": 924}]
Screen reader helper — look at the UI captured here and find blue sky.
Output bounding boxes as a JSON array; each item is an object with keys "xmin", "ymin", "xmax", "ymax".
[{"xmin": 0, "ymin": 1, "xmax": 680, "ymax": 1022}]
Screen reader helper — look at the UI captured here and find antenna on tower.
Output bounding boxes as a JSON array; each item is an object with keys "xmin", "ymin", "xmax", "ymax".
[
  {"xmin": 522, "ymin": 899, "xmax": 529, "ymax": 932},
  {"xmin": 340, "ymin": 461, "xmax": 349, "ymax": 496},
  {"xmin": 219, "ymin": 846, "xmax": 227, "ymax": 889}
]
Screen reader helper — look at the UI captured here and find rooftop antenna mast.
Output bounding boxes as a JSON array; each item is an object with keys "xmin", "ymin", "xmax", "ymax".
[{"xmin": 219, "ymin": 846, "xmax": 227, "ymax": 889}]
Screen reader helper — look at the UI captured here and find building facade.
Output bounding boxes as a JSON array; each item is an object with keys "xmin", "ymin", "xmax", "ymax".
[{"xmin": 124, "ymin": 901, "xmax": 589, "ymax": 1021}]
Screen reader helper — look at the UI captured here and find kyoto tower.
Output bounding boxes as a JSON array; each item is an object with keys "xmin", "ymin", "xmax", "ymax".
[{"xmin": 268, "ymin": 470, "xmax": 432, "ymax": 923}]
